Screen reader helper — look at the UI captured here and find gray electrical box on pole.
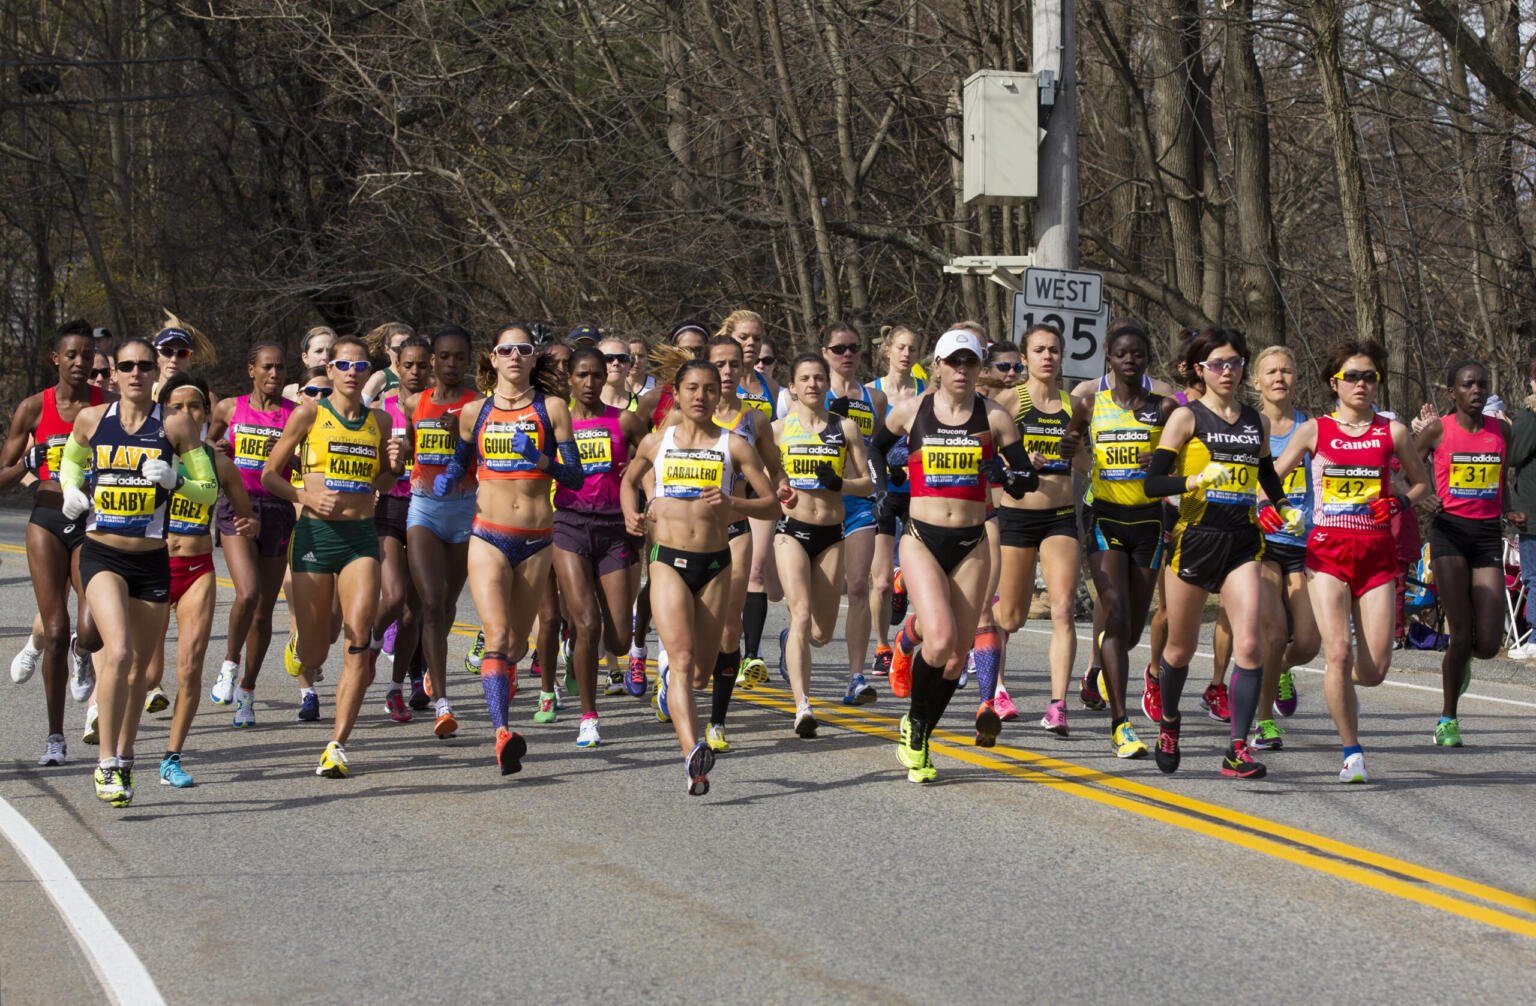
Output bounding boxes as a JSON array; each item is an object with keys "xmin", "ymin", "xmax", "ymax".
[{"xmin": 962, "ymin": 70, "xmax": 1039, "ymax": 204}]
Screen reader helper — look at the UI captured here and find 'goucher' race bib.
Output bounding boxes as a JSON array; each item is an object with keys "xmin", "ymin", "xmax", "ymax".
[
  {"xmin": 660, "ymin": 447, "xmax": 724, "ymax": 498},
  {"xmin": 1095, "ymin": 429, "xmax": 1149, "ymax": 481},
  {"xmin": 481, "ymin": 419, "xmax": 541, "ymax": 474},
  {"xmin": 575, "ymin": 427, "xmax": 614, "ymax": 475},
  {"xmin": 1448, "ymin": 451, "xmax": 1500, "ymax": 500},
  {"xmin": 783, "ymin": 443, "xmax": 844, "ymax": 491},
  {"xmin": 1320, "ymin": 464, "xmax": 1379, "ymax": 513},
  {"xmin": 920, "ymin": 436, "xmax": 981, "ymax": 488}
]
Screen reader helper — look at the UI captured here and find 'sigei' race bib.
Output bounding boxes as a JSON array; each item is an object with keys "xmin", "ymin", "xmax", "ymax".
[
  {"xmin": 1319, "ymin": 464, "xmax": 1379, "ymax": 515},
  {"xmin": 659, "ymin": 447, "xmax": 724, "ymax": 498},
  {"xmin": 481, "ymin": 418, "xmax": 541, "ymax": 475},
  {"xmin": 575, "ymin": 426, "xmax": 614, "ymax": 475},
  {"xmin": 919, "ymin": 436, "xmax": 982, "ymax": 488},
  {"xmin": 1448, "ymin": 451, "xmax": 1500, "ymax": 500},
  {"xmin": 1095, "ymin": 428, "xmax": 1150, "ymax": 481}
]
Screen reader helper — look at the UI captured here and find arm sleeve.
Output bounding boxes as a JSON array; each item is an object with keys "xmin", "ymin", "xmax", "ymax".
[
  {"xmin": 546, "ymin": 440, "xmax": 585, "ymax": 491},
  {"xmin": 871, "ymin": 424, "xmax": 901, "ymax": 454},
  {"xmin": 998, "ymin": 440, "xmax": 1040, "ymax": 494},
  {"xmin": 177, "ymin": 446, "xmax": 220, "ymax": 506},
  {"xmin": 59, "ymin": 437, "xmax": 89, "ymax": 490},
  {"xmin": 1141, "ymin": 448, "xmax": 1186, "ymax": 498},
  {"xmin": 1257, "ymin": 455, "xmax": 1285, "ymax": 504}
]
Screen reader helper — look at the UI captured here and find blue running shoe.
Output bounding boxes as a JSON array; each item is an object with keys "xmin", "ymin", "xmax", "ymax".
[
  {"xmin": 842, "ymin": 673, "xmax": 877, "ymax": 705},
  {"xmin": 654, "ymin": 666, "xmax": 672, "ymax": 723},
  {"xmin": 778, "ymin": 627, "xmax": 790, "ymax": 684},
  {"xmin": 686, "ymin": 740, "xmax": 715, "ymax": 796},
  {"xmin": 297, "ymin": 691, "xmax": 321, "ymax": 722},
  {"xmin": 159, "ymin": 753, "xmax": 193, "ymax": 788}
]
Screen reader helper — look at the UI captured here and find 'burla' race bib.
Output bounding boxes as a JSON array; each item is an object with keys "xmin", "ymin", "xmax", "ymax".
[
  {"xmin": 783, "ymin": 443, "xmax": 844, "ymax": 491},
  {"xmin": 1095, "ymin": 428, "xmax": 1149, "ymax": 481},
  {"xmin": 481, "ymin": 419, "xmax": 541, "ymax": 474},
  {"xmin": 660, "ymin": 447, "xmax": 724, "ymax": 498},
  {"xmin": 920, "ymin": 436, "xmax": 981, "ymax": 488},
  {"xmin": 1320, "ymin": 464, "xmax": 1379, "ymax": 514},
  {"xmin": 575, "ymin": 427, "xmax": 614, "ymax": 475},
  {"xmin": 1448, "ymin": 451, "xmax": 1500, "ymax": 500}
]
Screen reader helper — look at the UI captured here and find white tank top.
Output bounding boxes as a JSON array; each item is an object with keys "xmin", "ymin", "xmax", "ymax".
[{"xmin": 652, "ymin": 425, "xmax": 735, "ymax": 500}]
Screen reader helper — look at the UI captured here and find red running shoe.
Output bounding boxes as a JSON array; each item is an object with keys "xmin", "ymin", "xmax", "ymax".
[
  {"xmin": 1141, "ymin": 665, "xmax": 1163, "ymax": 724},
  {"xmin": 384, "ymin": 689, "xmax": 413, "ymax": 723},
  {"xmin": 1219, "ymin": 738, "xmax": 1267, "ymax": 779},
  {"xmin": 1201, "ymin": 682, "xmax": 1231, "ymax": 722}
]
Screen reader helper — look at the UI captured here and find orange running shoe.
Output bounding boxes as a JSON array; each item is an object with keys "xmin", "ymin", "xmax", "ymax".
[
  {"xmin": 496, "ymin": 727, "xmax": 527, "ymax": 775},
  {"xmin": 434, "ymin": 703, "xmax": 458, "ymax": 738},
  {"xmin": 889, "ymin": 616, "xmax": 919, "ymax": 699}
]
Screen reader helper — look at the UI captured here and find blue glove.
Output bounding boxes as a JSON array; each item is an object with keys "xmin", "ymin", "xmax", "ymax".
[
  {"xmin": 433, "ymin": 458, "xmax": 467, "ymax": 497},
  {"xmin": 511, "ymin": 427, "xmax": 543, "ymax": 463}
]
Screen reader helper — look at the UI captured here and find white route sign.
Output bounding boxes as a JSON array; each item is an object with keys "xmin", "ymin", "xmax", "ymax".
[{"xmin": 1012, "ymin": 267, "xmax": 1109, "ymax": 382}]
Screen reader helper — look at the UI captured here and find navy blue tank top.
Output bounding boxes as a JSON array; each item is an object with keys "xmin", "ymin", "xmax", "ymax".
[{"xmin": 86, "ymin": 402, "xmax": 175, "ymax": 539}]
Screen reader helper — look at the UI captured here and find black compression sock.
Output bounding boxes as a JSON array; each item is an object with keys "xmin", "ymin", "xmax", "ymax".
[
  {"xmin": 928, "ymin": 674, "xmax": 961, "ymax": 727},
  {"xmin": 910, "ymin": 651, "xmax": 940, "ymax": 721},
  {"xmin": 711, "ymin": 649, "xmax": 739, "ymax": 726},
  {"xmin": 1230, "ymin": 663, "xmax": 1262, "ymax": 743},
  {"xmin": 742, "ymin": 591, "xmax": 768, "ymax": 659},
  {"xmin": 1158, "ymin": 659, "xmax": 1189, "ymax": 724}
]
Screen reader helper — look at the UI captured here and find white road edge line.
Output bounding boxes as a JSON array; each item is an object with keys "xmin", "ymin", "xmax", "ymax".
[{"xmin": 0, "ymin": 797, "xmax": 165, "ymax": 1006}]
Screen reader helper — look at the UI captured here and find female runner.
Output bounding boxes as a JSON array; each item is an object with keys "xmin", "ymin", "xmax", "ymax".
[
  {"xmin": 553, "ymin": 346, "xmax": 647, "ymax": 746},
  {"xmin": 263, "ymin": 338, "xmax": 404, "ymax": 778},
  {"xmin": 598, "ymin": 337, "xmax": 640, "ymax": 412},
  {"xmin": 281, "ymin": 326, "xmax": 336, "ymax": 400},
  {"xmin": 992, "ymin": 325, "xmax": 1082, "ymax": 737},
  {"xmin": 0, "ymin": 326, "xmax": 103, "ymax": 764},
  {"xmin": 59, "ymin": 337, "xmax": 216, "ymax": 805},
  {"xmin": 362, "ymin": 321, "xmax": 413, "ymax": 404},
  {"xmin": 1274, "ymin": 340, "xmax": 1430, "ymax": 782},
  {"xmin": 873, "ymin": 330, "xmax": 1037, "ymax": 782},
  {"xmin": 622, "ymin": 359, "xmax": 779, "ymax": 795},
  {"xmin": 450, "ymin": 325, "xmax": 583, "ymax": 775},
  {"xmin": 146, "ymin": 374, "xmax": 257, "ymax": 787},
  {"xmin": 627, "ymin": 335, "xmax": 656, "ymax": 398},
  {"xmin": 374, "ymin": 336, "xmax": 430, "ymax": 721},
  {"xmin": 206, "ymin": 344, "xmax": 298, "ymax": 717},
  {"xmin": 1414, "ymin": 360, "xmax": 1518, "ymax": 746},
  {"xmin": 149, "ymin": 315, "xmax": 215, "ymax": 396},
  {"xmin": 403, "ymin": 325, "xmax": 479, "ymax": 737},
  {"xmin": 868, "ymin": 324, "xmax": 926, "ymax": 678},
  {"xmin": 775, "ymin": 354, "xmax": 873, "ymax": 737}
]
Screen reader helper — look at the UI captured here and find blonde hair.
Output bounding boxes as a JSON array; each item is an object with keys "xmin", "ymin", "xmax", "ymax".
[
  {"xmin": 156, "ymin": 309, "xmax": 216, "ymax": 363},
  {"xmin": 365, "ymin": 321, "xmax": 414, "ymax": 355},
  {"xmin": 300, "ymin": 325, "xmax": 337, "ymax": 357},
  {"xmin": 876, "ymin": 324, "xmax": 921, "ymax": 371},
  {"xmin": 649, "ymin": 341, "xmax": 697, "ymax": 385},
  {"xmin": 1252, "ymin": 344, "xmax": 1296, "ymax": 371},
  {"xmin": 714, "ymin": 309, "xmax": 765, "ymax": 341}
]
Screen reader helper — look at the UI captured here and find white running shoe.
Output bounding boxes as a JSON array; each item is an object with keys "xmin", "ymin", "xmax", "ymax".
[
  {"xmin": 10, "ymin": 642, "xmax": 41, "ymax": 684},
  {"xmin": 576, "ymin": 716, "xmax": 602, "ymax": 748},
  {"xmin": 233, "ymin": 689, "xmax": 256, "ymax": 728},
  {"xmin": 68, "ymin": 635, "xmax": 95, "ymax": 702},
  {"xmin": 38, "ymin": 734, "xmax": 66, "ymax": 766},
  {"xmin": 210, "ymin": 661, "xmax": 238, "ymax": 705},
  {"xmin": 958, "ymin": 649, "xmax": 974, "ymax": 689},
  {"xmin": 1507, "ymin": 641, "xmax": 1536, "ymax": 661},
  {"xmin": 81, "ymin": 704, "xmax": 99, "ymax": 745},
  {"xmin": 1338, "ymin": 752, "xmax": 1368, "ymax": 784}
]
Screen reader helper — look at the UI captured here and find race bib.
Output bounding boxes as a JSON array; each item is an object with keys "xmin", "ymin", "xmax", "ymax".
[
  {"xmin": 1320, "ymin": 464, "xmax": 1379, "ymax": 514},
  {"xmin": 660, "ymin": 447, "xmax": 724, "ymax": 498},
  {"xmin": 1282, "ymin": 463, "xmax": 1307, "ymax": 498},
  {"xmin": 1094, "ymin": 428, "xmax": 1150, "ymax": 481},
  {"xmin": 93, "ymin": 473, "xmax": 156, "ymax": 531},
  {"xmin": 1204, "ymin": 452, "xmax": 1258, "ymax": 506},
  {"xmin": 324, "ymin": 439, "xmax": 379, "ymax": 493},
  {"xmin": 415, "ymin": 421, "xmax": 457, "ymax": 467},
  {"xmin": 1448, "ymin": 451, "xmax": 1500, "ymax": 500},
  {"xmin": 232, "ymin": 422, "xmax": 283, "ymax": 472},
  {"xmin": 575, "ymin": 426, "xmax": 614, "ymax": 475},
  {"xmin": 919, "ymin": 437, "xmax": 981, "ymax": 488},
  {"xmin": 1020, "ymin": 419, "xmax": 1069, "ymax": 473},
  {"xmin": 783, "ymin": 443, "xmax": 844, "ymax": 491},
  {"xmin": 168, "ymin": 490, "xmax": 212, "ymax": 535},
  {"xmin": 481, "ymin": 419, "xmax": 541, "ymax": 475},
  {"xmin": 43, "ymin": 434, "xmax": 68, "ymax": 478}
]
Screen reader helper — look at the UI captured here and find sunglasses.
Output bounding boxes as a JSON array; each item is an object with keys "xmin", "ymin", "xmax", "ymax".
[
  {"xmin": 758, "ymin": 356, "xmax": 776, "ymax": 366},
  {"xmin": 1333, "ymin": 369, "xmax": 1380, "ymax": 385},
  {"xmin": 389, "ymin": 341, "xmax": 408, "ymax": 354},
  {"xmin": 825, "ymin": 343, "xmax": 860, "ymax": 356},
  {"xmin": 603, "ymin": 352, "xmax": 632, "ymax": 365},
  {"xmin": 301, "ymin": 386, "xmax": 333, "ymax": 398},
  {"xmin": 330, "ymin": 359, "xmax": 371, "ymax": 373},
  {"xmin": 89, "ymin": 368, "xmax": 111, "ymax": 379},
  {"xmin": 116, "ymin": 359, "xmax": 156, "ymax": 374},
  {"xmin": 1198, "ymin": 357, "xmax": 1246, "ymax": 374},
  {"xmin": 158, "ymin": 345, "xmax": 191, "ymax": 360},
  {"xmin": 492, "ymin": 342, "xmax": 535, "ymax": 358},
  {"xmin": 990, "ymin": 362, "xmax": 1025, "ymax": 374}
]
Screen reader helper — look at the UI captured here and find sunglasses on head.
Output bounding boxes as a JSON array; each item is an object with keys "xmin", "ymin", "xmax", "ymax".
[
  {"xmin": 1333, "ymin": 369, "xmax": 1380, "ymax": 385},
  {"xmin": 158, "ymin": 345, "xmax": 191, "ymax": 360},
  {"xmin": 825, "ymin": 343, "xmax": 860, "ymax": 356},
  {"xmin": 492, "ymin": 342, "xmax": 535, "ymax": 358},
  {"xmin": 301, "ymin": 385, "xmax": 333, "ymax": 398},
  {"xmin": 330, "ymin": 359, "xmax": 371, "ymax": 373},
  {"xmin": 1198, "ymin": 357, "xmax": 1245, "ymax": 374},
  {"xmin": 116, "ymin": 359, "xmax": 156, "ymax": 374},
  {"xmin": 89, "ymin": 368, "xmax": 111, "ymax": 379},
  {"xmin": 603, "ymin": 352, "xmax": 632, "ymax": 365}
]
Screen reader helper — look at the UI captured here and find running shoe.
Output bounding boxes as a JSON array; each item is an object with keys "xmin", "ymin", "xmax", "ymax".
[
  {"xmin": 626, "ymin": 654, "xmax": 648, "ymax": 697},
  {"xmin": 316, "ymin": 741, "xmax": 349, "ymax": 778},
  {"xmin": 283, "ymin": 634, "xmax": 303, "ymax": 677},
  {"xmin": 896, "ymin": 714, "xmax": 932, "ymax": 779},
  {"xmin": 159, "ymin": 752, "xmax": 193, "ymax": 788},
  {"xmin": 737, "ymin": 656, "xmax": 769, "ymax": 690},
  {"xmin": 528, "ymin": 656, "xmax": 542, "ymax": 682},
  {"xmin": 381, "ymin": 620, "xmax": 398, "ymax": 657},
  {"xmin": 68, "ymin": 635, "xmax": 94, "ymax": 702},
  {"xmin": 465, "ymin": 630, "xmax": 485, "ymax": 672},
  {"xmin": 706, "ymin": 723, "xmax": 730, "ymax": 752},
  {"xmin": 1220, "ymin": 740, "xmax": 1267, "ymax": 779},
  {"xmin": 552, "ymin": 684, "xmax": 566, "ymax": 712},
  {"xmin": 890, "ymin": 623, "xmax": 915, "ymax": 699},
  {"xmin": 10, "ymin": 640, "xmax": 41, "ymax": 684},
  {"xmin": 654, "ymin": 670, "xmax": 671, "ymax": 723},
  {"xmin": 794, "ymin": 706, "xmax": 818, "ymax": 738},
  {"xmin": 1201, "ymin": 682, "xmax": 1230, "ymax": 722},
  {"xmin": 994, "ymin": 685, "xmax": 1020, "ymax": 722},
  {"xmin": 1112, "ymin": 720, "xmax": 1148, "ymax": 759},
  {"xmin": 1251, "ymin": 719, "xmax": 1284, "ymax": 750},
  {"xmin": 38, "ymin": 734, "xmax": 66, "ymax": 767},
  {"xmin": 434, "ymin": 700, "xmax": 458, "ymax": 738},
  {"xmin": 1141, "ymin": 666, "xmax": 1163, "ymax": 724},
  {"xmin": 1338, "ymin": 752, "xmax": 1368, "ymax": 783},
  {"xmin": 842, "ymin": 673, "xmax": 877, "ymax": 706},
  {"xmin": 408, "ymin": 676, "xmax": 430, "ymax": 710},
  {"xmin": 605, "ymin": 667, "xmax": 626, "ymax": 696},
  {"xmin": 144, "ymin": 687, "xmax": 169, "ymax": 714},
  {"xmin": 777, "ymin": 628, "xmax": 790, "ymax": 684},
  {"xmin": 958, "ymin": 649, "xmax": 972, "ymax": 690},
  {"xmin": 1459, "ymin": 659, "xmax": 1472, "ymax": 697},
  {"xmin": 1434, "ymin": 718, "xmax": 1463, "ymax": 747},
  {"xmin": 295, "ymin": 691, "xmax": 318, "ymax": 723},
  {"xmin": 384, "ymin": 689, "xmax": 413, "ymax": 723},
  {"xmin": 871, "ymin": 645, "xmax": 893, "ymax": 678},
  {"xmin": 890, "ymin": 568, "xmax": 908, "ymax": 623},
  {"xmin": 533, "ymin": 691, "xmax": 558, "ymax": 724},
  {"xmin": 1154, "ymin": 721, "xmax": 1181, "ymax": 774},
  {"xmin": 576, "ymin": 715, "xmax": 602, "ymax": 748},
  {"xmin": 210, "ymin": 661, "xmax": 238, "ymax": 705},
  {"xmin": 686, "ymin": 740, "xmax": 715, "ymax": 796},
  {"xmin": 1079, "ymin": 667, "xmax": 1106, "ymax": 711},
  {"xmin": 81, "ymin": 704, "xmax": 98, "ymax": 745},
  {"xmin": 94, "ymin": 762, "xmax": 131, "ymax": 807},
  {"xmin": 496, "ymin": 727, "xmax": 527, "ymax": 774},
  {"xmin": 975, "ymin": 701, "xmax": 1002, "ymax": 747},
  {"xmin": 1275, "ymin": 668, "xmax": 1298, "ymax": 717},
  {"xmin": 1039, "ymin": 700, "xmax": 1069, "ymax": 737}
]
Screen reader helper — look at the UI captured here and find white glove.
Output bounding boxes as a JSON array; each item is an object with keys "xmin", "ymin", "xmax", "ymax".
[
  {"xmin": 62, "ymin": 485, "xmax": 91, "ymax": 519},
  {"xmin": 1193, "ymin": 462, "xmax": 1233, "ymax": 490},
  {"xmin": 142, "ymin": 456, "xmax": 180, "ymax": 489},
  {"xmin": 1279, "ymin": 504, "xmax": 1305, "ymax": 536}
]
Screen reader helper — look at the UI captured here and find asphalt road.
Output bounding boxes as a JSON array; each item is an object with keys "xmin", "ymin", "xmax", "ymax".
[{"xmin": 0, "ymin": 507, "xmax": 1533, "ymax": 1004}]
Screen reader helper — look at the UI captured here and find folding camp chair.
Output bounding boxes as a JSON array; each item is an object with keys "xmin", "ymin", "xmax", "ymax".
[{"xmin": 1503, "ymin": 536, "xmax": 1529, "ymax": 650}]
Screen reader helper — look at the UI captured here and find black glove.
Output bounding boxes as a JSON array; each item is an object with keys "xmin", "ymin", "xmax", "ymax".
[
  {"xmin": 816, "ymin": 461, "xmax": 844, "ymax": 492},
  {"xmin": 887, "ymin": 464, "xmax": 907, "ymax": 488}
]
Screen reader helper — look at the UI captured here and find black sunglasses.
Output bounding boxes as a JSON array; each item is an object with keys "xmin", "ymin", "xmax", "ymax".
[
  {"xmin": 603, "ymin": 352, "xmax": 632, "ymax": 365},
  {"xmin": 89, "ymin": 368, "xmax": 111, "ymax": 379},
  {"xmin": 758, "ymin": 356, "xmax": 776, "ymax": 366},
  {"xmin": 301, "ymin": 386, "xmax": 333, "ymax": 398},
  {"xmin": 116, "ymin": 360, "xmax": 156, "ymax": 374},
  {"xmin": 825, "ymin": 343, "xmax": 860, "ymax": 356}
]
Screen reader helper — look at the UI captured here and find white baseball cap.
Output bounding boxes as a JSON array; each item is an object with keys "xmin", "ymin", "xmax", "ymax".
[{"xmin": 933, "ymin": 329, "xmax": 985, "ymax": 362}]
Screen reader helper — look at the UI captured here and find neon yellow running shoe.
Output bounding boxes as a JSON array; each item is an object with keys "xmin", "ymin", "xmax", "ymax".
[
  {"xmin": 1111, "ymin": 720, "xmax": 1148, "ymax": 759},
  {"xmin": 1434, "ymin": 718, "xmax": 1463, "ymax": 747},
  {"xmin": 706, "ymin": 723, "xmax": 730, "ymax": 752},
  {"xmin": 897, "ymin": 714, "xmax": 935, "ymax": 782},
  {"xmin": 315, "ymin": 741, "xmax": 349, "ymax": 778},
  {"xmin": 284, "ymin": 635, "xmax": 303, "ymax": 677},
  {"xmin": 735, "ymin": 657, "xmax": 769, "ymax": 690},
  {"xmin": 144, "ymin": 687, "xmax": 169, "ymax": 714}
]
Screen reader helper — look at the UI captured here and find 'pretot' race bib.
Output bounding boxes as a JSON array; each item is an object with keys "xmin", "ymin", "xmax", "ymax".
[
  {"xmin": 1448, "ymin": 451, "xmax": 1500, "ymax": 500},
  {"xmin": 660, "ymin": 447, "xmax": 725, "ymax": 498},
  {"xmin": 920, "ymin": 436, "xmax": 981, "ymax": 488},
  {"xmin": 1320, "ymin": 464, "xmax": 1379, "ymax": 514},
  {"xmin": 575, "ymin": 427, "xmax": 614, "ymax": 475},
  {"xmin": 1095, "ymin": 428, "xmax": 1150, "ymax": 481}
]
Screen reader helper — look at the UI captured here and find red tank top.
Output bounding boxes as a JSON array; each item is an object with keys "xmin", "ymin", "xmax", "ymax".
[
  {"xmin": 35, "ymin": 385, "xmax": 104, "ymax": 481},
  {"xmin": 650, "ymin": 387, "xmax": 675, "ymax": 430},
  {"xmin": 907, "ymin": 394, "xmax": 994, "ymax": 503},
  {"xmin": 410, "ymin": 388, "xmax": 479, "ymax": 494},
  {"xmin": 1309, "ymin": 414, "xmax": 1393, "ymax": 530},
  {"xmin": 1435, "ymin": 413, "xmax": 1505, "ymax": 520}
]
